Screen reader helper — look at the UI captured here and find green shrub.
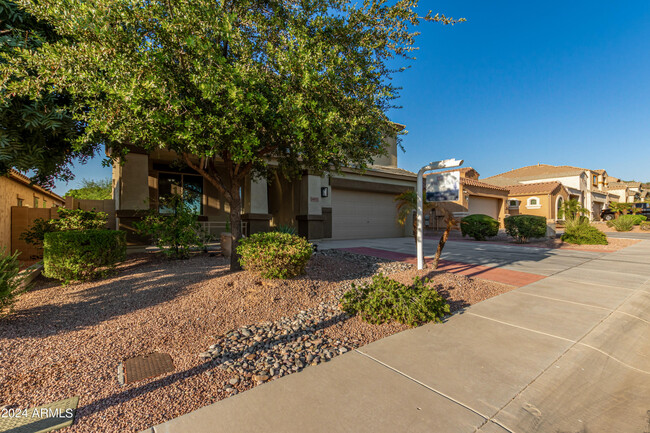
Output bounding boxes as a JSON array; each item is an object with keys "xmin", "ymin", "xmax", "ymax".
[
  {"xmin": 0, "ymin": 248, "xmax": 21, "ymax": 315},
  {"xmin": 237, "ymin": 232, "xmax": 312, "ymax": 279},
  {"xmin": 631, "ymin": 215, "xmax": 647, "ymax": 225},
  {"xmin": 20, "ymin": 208, "xmax": 108, "ymax": 256},
  {"xmin": 606, "ymin": 215, "xmax": 636, "ymax": 232},
  {"xmin": 561, "ymin": 224, "xmax": 608, "ymax": 245},
  {"xmin": 504, "ymin": 215, "xmax": 547, "ymax": 243},
  {"xmin": 43, "ymin": 230, "xmax": 126, "ymax": 284},
  {"xmin": 135, "ymin": 193, "xmax": 204, "ymax": 259},
  {"xmin": 640, "ymin": 221, "xmax": 650, "ymax": 231},
  {"xmin": 341, "ymin": 274, "xmax": 450, "ymax": 327},
  {"xmin": 460, "ymin": 214, "xmax": 499, "ymax": 241}
]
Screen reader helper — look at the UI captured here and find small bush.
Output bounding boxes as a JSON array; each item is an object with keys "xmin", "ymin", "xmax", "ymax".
[
  {"xmin": 561, "ymin": 224, "xmax": 608, "ymax": 245},
  {"xmin": 0, "ymin": 248, "xmax": 21, "ymax": 315},
  {"xmin": 20, "ymin": 208, "xmax": 108, "ymax": 257},
  {"xmin": 631, "ymin": 215, "xmax": 647, "ymax": 225},
  {"xmin": 606, "ymin": 215, "xmax": 636, "ymax": 232},
  {"xmin": 504, "ymin": 215, "xmax": 547, "ymax": 243},
  {"xmin": 237, "ymin": 232, "xmax": 312, "ymax": 279},
  {"xmin": 43, "ymin": 230, "xmax": 126, "ymax": 284},
  {"xmin": 640, "ymin": 221, "xmax": 650, "ymax": 231},
  {"xmin": 135, "ymin": 193, "xmax": 204, "ymax": 259},
  {"xmin": 460, "ymin": 214, "xmax": 499, "ymax": 241},
  {"xmin": 341, "ymin": 274, "xmax": 450, "ymax": 327}
]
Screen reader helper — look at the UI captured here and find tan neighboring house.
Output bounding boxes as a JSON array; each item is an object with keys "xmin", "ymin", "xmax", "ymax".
[
  {"xmin": 503, "ymin": 182, "xmax": 569, "ymax": 221},
  {"xmin": 111, "ymin": 130, "xmax": 417, "ymax": 243},
  {"xmin": 482, "ymin": 164, "xmax": 620, "ymax": 221},
  {"xmin": 0, "ymin": 169, "xmax": 65, "ymax": 253},
  {"xmin": 424, "ymin": 168, "xmax": 509, "ymax": 228},
  {"xmin": 604, "ymin": 178, "xmax": 645, "ymax": 203}
]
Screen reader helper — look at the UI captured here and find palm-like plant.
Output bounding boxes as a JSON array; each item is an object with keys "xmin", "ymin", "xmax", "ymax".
[
  {"xmin": 394, "ymin": 191, "xmax": 456, "ymax": 269},
  {"xmin": 606, "ymin": 201, "xmax": 632, "ymax": 217},
  {"xmin": 558, "ymin": 199, "xmax": 589, "ymax": 220}
]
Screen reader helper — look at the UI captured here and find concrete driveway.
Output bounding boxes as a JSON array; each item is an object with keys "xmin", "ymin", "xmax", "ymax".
[
  {"xmin": 147, "ymin": 240, "xmax": 650, "ymax": 433},
  {"xmin": 317, "ymin": 236, "xmax": 610, "ymax": 276}
]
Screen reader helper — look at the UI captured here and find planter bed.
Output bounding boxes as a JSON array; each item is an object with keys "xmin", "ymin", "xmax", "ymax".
[{"xmin": 0, "ymin": 250, "xmax": 514, "ymax": 433}]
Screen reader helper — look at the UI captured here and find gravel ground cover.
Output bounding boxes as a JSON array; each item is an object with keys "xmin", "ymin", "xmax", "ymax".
[
  {"xmin": 0, "ymin": 249, "xmax": 514, "ymax": 433},
  {"xmin": 591, "ymin": 221, "xmax": 648, "ymax": 233}
]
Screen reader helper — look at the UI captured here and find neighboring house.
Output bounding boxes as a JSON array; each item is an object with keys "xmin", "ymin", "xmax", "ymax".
[
  {"xmin": 111, "ymin": 129, "xmax": 417, "ymax": 242},
  {"xmin": 504, "ymin": 182, "xmax": 569, "ymax": 221},
  {"xmin": 482, "ymin": 164, "xmax": 619, "ymax": 221},
  {"xmin": 424, "ymin": 168, "xmax": 509, "ymax": 228},
  {"xmin": 604, "ymin": 180, "xmax": 632, "ymax": 204},
  {"xmin": 0, "ymin": 169, "xmax": 65, "ymax": 253}
]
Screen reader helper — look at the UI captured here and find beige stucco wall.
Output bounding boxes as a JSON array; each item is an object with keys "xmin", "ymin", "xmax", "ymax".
[
  {"xmin": 507, "ymin": 189, "xmax": 568, "ymax": 220},
  {"xmin": 372, "ymin": 135, "xmax": 398, "ymax": 168},
  {"xmin": 115, "ymin": 153, "xmax": 150, "ymax": 210},
  {"xmin": 0, "ymin": 176, "xmax": 63, "ymax": 253}
]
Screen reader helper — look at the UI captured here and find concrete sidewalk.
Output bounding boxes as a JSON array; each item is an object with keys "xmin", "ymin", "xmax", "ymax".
[{"xmin": 147, "ymin": 241, "xmax": 650, "ymax": 433}]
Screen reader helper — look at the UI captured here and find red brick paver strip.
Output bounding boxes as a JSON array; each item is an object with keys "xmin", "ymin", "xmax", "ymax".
[{"xmin": 339, "ymin": 247, "xmax": 546, "ymax": 287}]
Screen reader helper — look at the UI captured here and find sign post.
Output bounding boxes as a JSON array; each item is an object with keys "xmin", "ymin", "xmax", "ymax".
[{"xmin": 416, "ymin": 159, "xmax": 464, "ymax": 270}]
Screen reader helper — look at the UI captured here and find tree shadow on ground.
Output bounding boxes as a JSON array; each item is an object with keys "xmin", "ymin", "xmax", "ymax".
[
  {"xmin": 73, "ymin": 312, "xmax": 352, "ymax": 424},
  {"xmin": 0, "ymin": 253, "xmax": 231, "ymax": 339}
]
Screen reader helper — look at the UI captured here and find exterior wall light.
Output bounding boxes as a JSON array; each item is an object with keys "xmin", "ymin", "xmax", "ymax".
[{"xmin": 321, "ymin": 187, "xmax": 329, "ymax": 198}]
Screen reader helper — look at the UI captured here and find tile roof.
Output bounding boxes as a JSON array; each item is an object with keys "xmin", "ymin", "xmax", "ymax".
[
  {"xmin": 606, "ymin": 182, "xmax": 629, "ymax": 190},
  {"xmin": 482, "ymin": 164, "xmax": 587, "ymax": 186},
  {"xmin": 424, "ymin": 167, "xmax": 478, "ymax": 176},
  {"xmin": 505, "ymin": 181, "xmax": 564, "ymax": 195},
  {"xmin": 368, "ymin": 165, "xmax": 417, "ymax": 177},
  {"xmin": 624, "ymin": 181, "xmax": 643, "ymax": 188},
  {"xmin": 7, "ymin": 169, "xmax": 65, "ymax": 202},
  {"xmin": 460, "ymin": 177, "xmax": 509, "ymax": 192}
]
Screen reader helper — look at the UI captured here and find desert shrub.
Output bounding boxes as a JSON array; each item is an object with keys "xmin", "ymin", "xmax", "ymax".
[
  {"xmin": 237, "ymin": 232, "xmax": 312, "ymax": 279},
  {"xmin": 561, "ymin": 224, "xmax": 608, "ymax": 245},
  {"xmin": 135, "ymin": 193, "xmax": 204, "ymax": 259},
  {"xmin": 273, "ymin": 224, "xmax": 297, "ymax": 235},
  {"xmin": 43, "ymin": 230, "xmax": 126, "ymax": 284},
  {"xmin": 460, "ymin": 214, "xmax": 499, "ymax": 241},
  {"xmin": 606, "ymin": 215, "xmax": 636, "ymax": 232},
  {"xmin": 640, "ymin": 222, "xmax": 650, "ymax": 231},
  {"xmin": 341, "ymin": 274, "xmax": 450, "ymax": 327},
  {"xmin": 20, "ymin": 208, "xmax": 108, "ymax": 256},
  {"xmin": 631, "ymin": 215, "xmax": 647, "ymax": 225},
  {"xmin": 0, "ymin": 249, "xmax": 21, "ymax": 315},
  {"xmin": 504, "ymin": 215, "xmax": 547, "ymax": 243}
]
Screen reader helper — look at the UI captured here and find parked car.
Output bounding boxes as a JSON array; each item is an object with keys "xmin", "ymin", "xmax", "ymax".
[{"xmin": 600, "ymin": 202, "xmax": 650, "ymax": 220}]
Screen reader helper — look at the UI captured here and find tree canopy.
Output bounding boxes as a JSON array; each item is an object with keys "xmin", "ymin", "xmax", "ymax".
[
  {"xmin": 64, "ymin": 178, "xmax": 112, "ymax": 200},
  {"xmin": 5, "ymin": 0, "xmax": 463, "ymax": 268},
  {"xmin": 0, "ymin": 0, "xmax": 97, "ymax": 186}
]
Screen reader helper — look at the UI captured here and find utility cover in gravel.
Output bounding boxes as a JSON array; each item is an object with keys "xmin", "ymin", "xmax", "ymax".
[
  {"xmin": 0, "ymin": 396, "xmax": 78, "ymax": 433},
  {"xmin": 123, "ymin": 353, "xmax": 174, "ymax": 384}
]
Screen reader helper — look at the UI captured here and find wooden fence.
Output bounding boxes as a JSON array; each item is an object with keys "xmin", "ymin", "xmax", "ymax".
[{"xmin": 11, "ymin": 199, "xmax": 115, "ymax": 259}]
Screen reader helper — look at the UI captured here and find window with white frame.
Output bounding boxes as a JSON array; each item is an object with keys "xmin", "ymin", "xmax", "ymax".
[
  {"xmin": 507, "ymin": 199, "xmax": 520, "ymax": 208},
  {"xmin": 526, "ymin": 197, "xmax": 541, "ymax": 209}
]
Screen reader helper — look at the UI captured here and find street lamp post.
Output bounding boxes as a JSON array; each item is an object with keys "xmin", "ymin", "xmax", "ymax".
[{"xmin": 416, "ymin": 158, "xmax": 464, "ymax": 270}]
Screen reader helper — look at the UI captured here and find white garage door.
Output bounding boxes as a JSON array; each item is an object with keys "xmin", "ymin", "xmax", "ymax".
[
  {"xmin": 468, "ymin": 196, "xmax": 499, "ymax": 219},
  {"xmin": 332, "ymin": 189, "xmax": 404, "ymax": 239}
]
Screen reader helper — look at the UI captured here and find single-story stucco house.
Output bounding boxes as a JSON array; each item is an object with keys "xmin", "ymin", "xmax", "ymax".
[{"xmin": 110, "ymin": 132, "xmax": 417, "ymax": 244}]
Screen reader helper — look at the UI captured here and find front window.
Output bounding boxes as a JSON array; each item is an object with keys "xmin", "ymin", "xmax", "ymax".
[
  {"xmin": 593, "ymin": 175, "xmax": 598, "ymax": 187},
  {"xmin": 527, "ymin": 197, "xmax": 541, "ymax": 208},
  {"xmin": 17, "ymin": 198, "xmax": 23, "ymax": 207},
  {"xmin": 158, "ymin": 173, "xmax": 203, "ymax": 214},
  {"xmin": 33, "ymin": 197, "xmax": 38, "ymax": 208}
]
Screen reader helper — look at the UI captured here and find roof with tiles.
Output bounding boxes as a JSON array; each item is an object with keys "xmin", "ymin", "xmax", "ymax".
[
  {"xmin": 481, "ymin": 164, "xmax": 588, "ymax": 186},
  {"xmin": 606, "ymin": 182, "xmax": 629, "ymax": 190},
  {"xmin": 505, "ymin": 181, "xmax": 565, "ymax": 196},
  {"xmin": 460, "ymin": 177, "xmax": 509, "ymax": 192},
  {"xmin": 6, "ymin": 169, "xmax": 65, "ymax": 202}
]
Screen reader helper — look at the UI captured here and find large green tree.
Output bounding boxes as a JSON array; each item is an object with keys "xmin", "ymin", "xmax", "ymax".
[
  {"xmin": 6, "ymin": 0, "xmax": 462, "ymax": 269},
  {"xmin": 0, "ymin": 0, "xmax": 97, "ymax": 186},
  {"xmin": 64, "ymin": 178, "xmax": 112, "ymax": 200}
]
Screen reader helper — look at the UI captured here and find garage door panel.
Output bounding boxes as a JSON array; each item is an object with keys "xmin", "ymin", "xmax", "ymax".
[
  {"xmin": 332, "ymin": 188, "xmax": 404, "ymax": 239},
  {"xmin": 468, "ymin": 197, "xmax": 498, "ymax": 219}
]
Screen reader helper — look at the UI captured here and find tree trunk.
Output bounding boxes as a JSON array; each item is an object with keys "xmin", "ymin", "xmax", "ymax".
[
  {"xmin": 229, "ymin": 186, "xmax": 243, "ymax": 271},
  {"xmin": 431, "ymin": 213, "xmax": 454, "ymax": 269}
]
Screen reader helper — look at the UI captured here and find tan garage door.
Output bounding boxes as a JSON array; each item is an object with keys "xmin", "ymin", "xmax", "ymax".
[
  {"xmin": 468, "ymin": 196, "xmax": 499, "ymax": 219},
  {"xmin": 332, "ymin": 188, "xmax": 404, "ymax": 239}
]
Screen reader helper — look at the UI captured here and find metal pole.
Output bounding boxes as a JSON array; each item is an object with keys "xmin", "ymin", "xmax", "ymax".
[{"xmin": 416, "ymin": 158, "xmax": 464, "ymax": 270}]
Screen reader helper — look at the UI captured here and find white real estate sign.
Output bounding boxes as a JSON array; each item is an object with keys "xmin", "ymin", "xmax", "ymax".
[{"xmin": 425, "ymin": 171, "xmax": 460, "ymax": 202}]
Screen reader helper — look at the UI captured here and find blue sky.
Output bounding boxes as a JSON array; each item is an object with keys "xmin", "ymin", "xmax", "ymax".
[{"xmin": 52, "ymin": 0, "xmax": 650, "ymax": 194}]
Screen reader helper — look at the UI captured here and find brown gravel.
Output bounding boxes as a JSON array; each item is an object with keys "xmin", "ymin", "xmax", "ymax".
[
  {"xmin": 591, "ymin": 221, "xmax": 649, "ymax": 233},
  {"xmin": 0, "ymin": 251, "xmax": 514, "ymax": 433}
]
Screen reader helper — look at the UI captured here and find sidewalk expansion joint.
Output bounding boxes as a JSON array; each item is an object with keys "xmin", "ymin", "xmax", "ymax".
[
  {"xmin": 512, "ymin": 291, "xmax": 612, "ymax": 311},
  {"xmin": 465, "ymin": 312, "xmax": 576, "ymax": 343},
  {"xmin": 353, "ymin": 349, "xmax": 517, "ymax": 432},
  {"xmin": 576, "ymin": 343, "xmax": 650, "ymax": 375}
]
